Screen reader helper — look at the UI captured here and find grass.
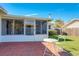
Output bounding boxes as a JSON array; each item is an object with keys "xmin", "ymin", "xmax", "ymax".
[{"xmin": 49, "ymin": 35, "xmax": 79, "ymax": 56}]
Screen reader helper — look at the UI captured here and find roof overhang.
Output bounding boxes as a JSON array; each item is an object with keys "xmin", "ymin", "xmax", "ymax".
[
  {"xmin": 63, "ymin": 20, "xmax": 79, "ymax": 28},
  {"xmin": 0, "ymin": 7, "xmax": 7, "ymax": 15},
  {"xmin": 1, "ymin": 14, "xmax": 51, "ymax": 21}
]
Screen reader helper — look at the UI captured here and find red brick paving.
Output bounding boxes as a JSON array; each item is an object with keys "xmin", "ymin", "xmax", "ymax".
[{"xmin": 0, "ymin": 42, "xmax": 70, "ymax": 56}]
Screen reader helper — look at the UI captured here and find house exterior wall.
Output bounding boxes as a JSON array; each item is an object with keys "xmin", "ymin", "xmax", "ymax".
[
  {"xmin": 0, "ymin": 18, "xmax": 48, "ymax": 42},
  {"xmin": 0, "ymin": 35, "xmax": 47, "ymax": 42}
]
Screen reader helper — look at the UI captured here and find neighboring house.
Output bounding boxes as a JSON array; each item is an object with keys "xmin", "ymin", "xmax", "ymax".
[
  {"xmin": 63, "ymin": 20, "xmax": 79, "ymax": 36},
  {"xmin": 0, "ymin": 7, "xmax": 50, "ymax": 42}
]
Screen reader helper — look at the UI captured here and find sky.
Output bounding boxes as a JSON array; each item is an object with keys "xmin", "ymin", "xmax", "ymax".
[{"xmin": 0, "ymin": 3, "xmax": 79, "ymax": 22}]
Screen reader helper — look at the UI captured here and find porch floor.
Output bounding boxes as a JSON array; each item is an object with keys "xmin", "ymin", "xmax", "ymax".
[{"xmin": 0, "ymin": 42, "xmax": 70, "ymax": 56}]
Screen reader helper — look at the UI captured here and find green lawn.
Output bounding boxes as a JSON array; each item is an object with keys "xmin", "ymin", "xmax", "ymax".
[{"xmin": 49, "ymin": 35, "xmax": 79, "ymax": 56}]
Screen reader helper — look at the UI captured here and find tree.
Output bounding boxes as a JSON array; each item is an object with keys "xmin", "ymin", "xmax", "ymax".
[{"xmin": 54, "ymin": 19, "xmax": 64, "ymax": 28}]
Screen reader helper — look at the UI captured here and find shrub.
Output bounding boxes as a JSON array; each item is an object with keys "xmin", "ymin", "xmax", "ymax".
[
  {"xmin": 48, "ymin": 30, "xmax": 57, "ymax": 36},
  {"xmin": 49, "ymin": 35, "xmax": 58, "ymax": 39}
]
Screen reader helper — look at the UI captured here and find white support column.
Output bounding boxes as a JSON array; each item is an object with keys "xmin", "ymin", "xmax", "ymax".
[
  {"xmin": 34, "ymin": 20, "xmax": 36, "ymax": 35},
  {"xmin": 24, "ymin": 19, "xmax": 26, "ymax": 35},
  {"xmin": 47, "ymin": 20, "xmax": 48, "ymax": 38},
  {"xmin": 41, "ymin": 21, "xmax": 42, "ymax": 34},
  {"xmin": 13, "ymin": 20, "xmax": 15, "ymax": 35},
  {"xmin": 34, "ymin": 20, "xmax": 36, "ymax": 40},
  {"xmin": 0, "ymin": 16, "xmax": 2, "ymax": 35}
]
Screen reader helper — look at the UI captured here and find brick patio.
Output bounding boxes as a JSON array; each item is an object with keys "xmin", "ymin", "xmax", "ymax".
[{"xmin": 0, "ymin": 42, "xmax": 70, "ymax": 56}]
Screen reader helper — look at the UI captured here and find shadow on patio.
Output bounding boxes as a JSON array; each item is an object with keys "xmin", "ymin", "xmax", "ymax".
[{"xmin": 58, "ymin": 48, "xmax": 73, "ymax": 56}]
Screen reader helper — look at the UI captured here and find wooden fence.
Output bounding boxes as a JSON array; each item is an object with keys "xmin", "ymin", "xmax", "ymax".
[{"xmin": 62, "ymin": 28, "xmax": 79, "ymax": 36}]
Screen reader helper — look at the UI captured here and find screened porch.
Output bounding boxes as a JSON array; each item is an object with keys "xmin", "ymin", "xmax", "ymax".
[{"xmin": 1, "ymin": 19, "xmax": 47, "ymax": 36}]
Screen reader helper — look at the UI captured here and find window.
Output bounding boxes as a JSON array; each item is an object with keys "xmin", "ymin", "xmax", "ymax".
[
  {"xmin": 36, "ymin": 21, "xmax": 41, "ymax": 34},
  {"xmin": 42, "ymin": 21, "xmax": 47, "ymax": 34},
  {"xmin": 36, "ymin": 20, "xmax": 47, "ymax": 34},
  {"xmin": 2, "ymin": 19, "xmax": 24, "ymax": 35},
  {"xmin": 14, "ymin": 20, "xmax": 24, "ymax": 34},
  {"xmin": 1, "ymin": 19, "xmax": 13, "ymax": 35},
  {"xmin": 6, "ymin": 20, "xmax": 13, "ymax": 35},
  {"xmin": 26, "ymin": 25, "xmax": 34, "ymax": 35}
]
